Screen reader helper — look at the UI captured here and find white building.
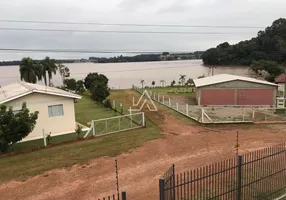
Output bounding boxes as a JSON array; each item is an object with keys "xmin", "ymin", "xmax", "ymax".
[{"xmin": 0, "ymin": 82, "xmax": 81, "ymax": 141}]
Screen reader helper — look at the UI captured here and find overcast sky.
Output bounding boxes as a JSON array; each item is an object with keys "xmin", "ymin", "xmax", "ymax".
[{"xmin": 0, "ymin": 0, "xmax": 285, "ymax": 60}]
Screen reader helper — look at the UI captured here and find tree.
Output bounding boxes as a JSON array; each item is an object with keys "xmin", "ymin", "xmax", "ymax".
[
  {"xmin": 179, "ymin": 75, "xmax": 186, "ymax": 86},
  {"xmin": 19, "ymin": 57, "xmax": 42, "ymax": 84},
  {"xmin": 202, "ymin": 18, "xmax": 286, "ymax": 66},
  {"xmin": 90, "ymin": 81, "xmax": 110, "ymax": 103},
  {"xmin": 140, "ymin": 79, "xmax": 145, "ymax": 89},
  {"xmin": 186, "ymin": 78, "xmax": 194, "ymax": 86},
  {"xmin": 250, "ymin": 60, "xmax": 284, "ymax": 82},
  {"xmin": 160, "ymin": 80, "xmax": 166, "ymax": 87},
  {"xmin": 170, "ymin": 80, "xmax": 176, "ymax": 87},
  {"xmin": 84, "ymin": 73, "xmax": 108, "ymax": 90},
  {"xmin": 162, "ymin": 52, "xmax": 169, "ymax": 56},
  {"xmin": 64, "ymin": 78, "xmax": 77, "ymax": 91},
  {"xmin": 41, "ymin": 57, "xmax": 58, "ymax": 86},
  {"xmin": 151, "ymin": 81, "xmax": 155, "ymax": 87},
  {"xmin": 58, "ymin": 64, "xmax": 70, "ymax": 84},
  {"xmin": 76, "ymin": 80, "xmax": 84, "ymax": 92},
  {"xmin": 0, "ymin": 103, "xmax": 38, "ymax": 153}
]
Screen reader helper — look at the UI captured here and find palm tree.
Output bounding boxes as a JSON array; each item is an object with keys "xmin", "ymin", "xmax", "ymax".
[
  {"xmin": 179, "ymin": 74, "xmax": 187, "ymax": 86},
  {"xmin": 58, "ymin": 64, "xmax": 70, "ymax": 84},
  {"xmin": 140, "ymin": 79, "xmax": 145, "ymax": 89},
  {"xmin": 41, "ymin": 57, "xmax": 58, "ymax": 86},
  {"xmin": 19, "ymin": 57, "xmax": 42, "ymax": 84},
  {"xmin": 160, "ymin": 80, "xmax": 166, "ymax": 87}
]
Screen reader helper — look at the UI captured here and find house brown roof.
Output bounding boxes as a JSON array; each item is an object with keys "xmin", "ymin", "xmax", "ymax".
[{"xmin": 275, "ymin": 74, "xmax": 286, "ymax": 83}]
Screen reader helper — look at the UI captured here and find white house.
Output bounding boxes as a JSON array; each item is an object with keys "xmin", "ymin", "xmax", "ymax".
[{"xmin": 0, "ymin": 82, "xmax": 81, "ymax": 141}]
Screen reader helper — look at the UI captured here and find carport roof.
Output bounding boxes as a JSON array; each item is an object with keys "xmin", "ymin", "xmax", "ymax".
[{"xmin": 193, "ymin": 74, "xmax": 278, "ymax": 88}]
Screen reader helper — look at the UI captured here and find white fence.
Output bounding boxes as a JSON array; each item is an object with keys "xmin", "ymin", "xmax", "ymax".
[
  {"xmin": 84, "ymin": 112, "xmax": 145, "ymax": 138},
  {"xmin": 133, "ymin": 85, "xmax": 286, "ymax": 124}
]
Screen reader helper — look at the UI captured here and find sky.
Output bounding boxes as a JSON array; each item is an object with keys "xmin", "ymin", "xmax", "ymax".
[{"xmin": 0, "ymin": 0, "xmax": 285, "ymax": 60}]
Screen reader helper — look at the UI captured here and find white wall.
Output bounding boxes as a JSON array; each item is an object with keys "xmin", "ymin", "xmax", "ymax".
[
  {"xmin": 278, "ymin": 83, "xmax": 285, "ymax": 92},
  {"xmin": 7, "ymin": 93, "xmax": 77, "ymax": 141}
]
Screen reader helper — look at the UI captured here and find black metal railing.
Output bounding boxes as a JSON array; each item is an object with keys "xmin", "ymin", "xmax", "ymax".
[
  {"xmin": 97, "ymin": 191, "xmax": 127, "ymax": 200},
  {"xmin": 159, "ymin": 143, "xmax": 286, "ymax": 200}
]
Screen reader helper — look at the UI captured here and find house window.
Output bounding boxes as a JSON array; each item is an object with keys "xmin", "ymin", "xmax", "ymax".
[{"xmin": 48, "ymin": 104, "xmax": 64, "ymax": 117}]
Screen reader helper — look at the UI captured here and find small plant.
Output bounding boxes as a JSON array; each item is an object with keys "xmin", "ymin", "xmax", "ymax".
[
  {"xmin": 46, "ymin": 132, "xmax": 52, "ymax": 145},
  {"xmin": 75, "ymin": 125, "xmax": 83, "ymax": 139},
  {"xmin": 103, "ymin": 99, "xmax": 112, "ymax": 109}
]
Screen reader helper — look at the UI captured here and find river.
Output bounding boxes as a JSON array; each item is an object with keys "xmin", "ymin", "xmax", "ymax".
[{"xmin": 0, "ymin": 60, "xmax": 249, "ymax": 89}]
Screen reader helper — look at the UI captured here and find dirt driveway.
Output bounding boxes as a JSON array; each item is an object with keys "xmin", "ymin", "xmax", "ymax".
[{"xmin": 1, "ymin": 113, "xmax": 286, "ymax": 200}]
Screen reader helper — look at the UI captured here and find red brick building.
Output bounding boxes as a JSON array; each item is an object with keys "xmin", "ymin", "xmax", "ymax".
[{"xmin": 193, "ymin": 74, "xmax": 278, "ymax": 106}]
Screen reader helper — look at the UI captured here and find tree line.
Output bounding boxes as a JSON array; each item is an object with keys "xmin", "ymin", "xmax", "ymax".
[
  {"xmin": 89, "ymin": 52, "xmax": 204, "ymax": 63},
  {"xmin": 202, "ymin": 18, "xmax": 286, "ymax": 82}
]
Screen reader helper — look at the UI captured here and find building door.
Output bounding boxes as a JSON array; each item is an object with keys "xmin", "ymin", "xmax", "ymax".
[
  {"xmin": 237, "ymin": 89, "xmax": 274, "ymax": 105},
  {"xmin": 200, "ymin": 89, "xmax": 235, "ymax": 106}
]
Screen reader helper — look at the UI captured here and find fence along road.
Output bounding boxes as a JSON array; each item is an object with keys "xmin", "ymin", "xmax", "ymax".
[
  {"xmin": 133, "ymin": 85, "xmax": 286, "ymax": 124},
  {"xmin": 159, "ymin": 143, "xmax": 286, "ymax": 200}
]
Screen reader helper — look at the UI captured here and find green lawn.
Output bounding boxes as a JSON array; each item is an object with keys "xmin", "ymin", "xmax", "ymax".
[
  {"xmin": 147, "ymin": 86, "xmax": 195, "ymax": 97},
  {"xmin": 75, "ymin": 96, "xmax": 120, "ymax": 126},
  {"xmin": 0, "ymin": 90, "xmax": 161, "ymax": 182},
  {"xmin": 0, "ymin": 127, "xmax": 159, "ymax": 182},
  {"xmin": 8, "ymin": 131, "xmax": 86, "ymax": 153}
]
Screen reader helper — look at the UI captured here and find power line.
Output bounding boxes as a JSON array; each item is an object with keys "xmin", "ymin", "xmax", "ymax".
[
  {"xmin": 0, "ymin": 48, "xmax": 198, "ymax": 53},
  {"xmin": 0, "ymin": 19, "xmax": 265, "ymax": 29},
  {"xmin": 0, "ymin": 27, "xmax": 256, "ymax": 35},
  {"xmin": 0, "ymin": 65, "xmax": 194, "ymax": 79}
]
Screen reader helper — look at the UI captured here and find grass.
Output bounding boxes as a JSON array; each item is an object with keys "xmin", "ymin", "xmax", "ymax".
[
  {"xmin": 0, "ymin": 90, "xmax": 161, "ymax": 182},
  {"xmin": 75, "ymin": 96, "xmax": 120, "ymax": 126},
  {"xmin": 8, "ymin": 131, "xmax": 87, "ymax": 153},
  {"xmin": 0, "ymin": 127, "xmax": 159, "ymax": 182},
  {"xmin": 147, "ymin": 86, "xmax": 195, "ymax": 97}
]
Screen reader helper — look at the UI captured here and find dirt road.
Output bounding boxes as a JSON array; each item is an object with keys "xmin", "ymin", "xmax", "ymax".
[{"xmin": 1, "ymin": 113, "xmax": 286, "ymax": 200}]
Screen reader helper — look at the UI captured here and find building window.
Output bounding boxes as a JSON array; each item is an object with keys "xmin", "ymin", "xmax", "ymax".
[{"xmin": 48, "ymin": 104, "xmax": 64, "ymax": 117}]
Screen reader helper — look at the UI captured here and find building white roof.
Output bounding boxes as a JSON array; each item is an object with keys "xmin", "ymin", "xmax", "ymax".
[
  {"xmin": 193, "ymin": 74, "xmax": 278, "ymax": 88},
  {"xmin": 0, "ymin": 82, "xmax": 81, "ymax": 104}
]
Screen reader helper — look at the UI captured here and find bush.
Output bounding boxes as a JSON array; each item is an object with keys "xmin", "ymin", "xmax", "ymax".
[
  {"xmin": 103, "ymin": 99, "xmax": 112, "ymax": 109},
  {"xmin": 75, "ymin": 125, "xmax": 83, "ymax": 139}
]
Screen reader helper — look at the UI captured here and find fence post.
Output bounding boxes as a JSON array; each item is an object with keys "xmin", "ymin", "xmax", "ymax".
[
  {"xmin": 159, "ymin": 177, "xmax": 165, "ymax": 200},
  {"xmin": 113, "ymin": 100, "xmax": 116, "ymax": 110},
  {"xmin": 252, "ymin": 108, "xmax": 255, "ymax": 121},
  {"xmin": 121, "ymin": 190, "xmax": 127, "ymax": 200},
  {"xmin": 105, "ymin": 119, "xmax": 108, "ymax": 133},
  {"xmin": 158, "ymin": 94, "xmax": 160, "ymax": 102},
  {"xmin": 186, "ymin": 104, "xmax": 189, "ymax": 115},
  {"xmin": 201, "ymin": 108, "xmax": 204, "ymax": 123},
  {"xmin": 92, "ymin": 120, "xmax": 95, "ymax": 136},
  {"xmin": 236, "ymin": 155, "xmax": 243, "ymax": 200},
  {"xmin": 42, "ymin": 129, "xmax": 47, "ymax": 146},
  {"xmin": 176, "ymin": 101, "xmax": 179, "ymax": 111},
  {"xmin": 172, "ymin": 164, "xmax": 176, "ymax": 200},
  {"xmin": 163, "ymin": 96, "xmax": 165, "ymax": 104},
  {"xmin": 242, "ymin": 108, "xmax": 245, "ymax": 121},
  {"xmin": 129, "ymin": 107, "xmax": 133, "ymax": 128},
  {"xmin": 142, "ymin": 112, "xmax": 146, "ymax": 127},
  {"xmin": 153, "ymin": 93, "xmax": 156, "ymax": 100},
  {"xmin": 169, "ymin": 98, "xmax": 171, "ymax": 107}
]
